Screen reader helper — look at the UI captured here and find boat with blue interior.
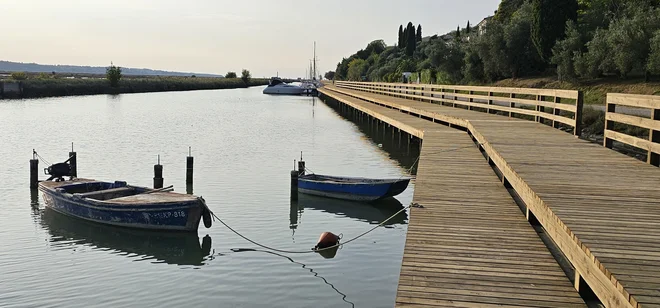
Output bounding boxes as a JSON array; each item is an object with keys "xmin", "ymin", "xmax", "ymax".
[{"xmin": 297, "ymin": 173, "xmax": 410, "ymax": 202}]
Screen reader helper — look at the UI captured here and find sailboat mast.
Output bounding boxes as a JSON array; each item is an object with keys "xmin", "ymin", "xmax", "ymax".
[{"xmin": 313, "ymin": 41, "xmax": 317, "ymax": 80}]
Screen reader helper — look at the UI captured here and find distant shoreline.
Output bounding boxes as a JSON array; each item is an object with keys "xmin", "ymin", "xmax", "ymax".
[{"xmin": 0, "ymin": 77, "xmax": 268, "ymax": 99}]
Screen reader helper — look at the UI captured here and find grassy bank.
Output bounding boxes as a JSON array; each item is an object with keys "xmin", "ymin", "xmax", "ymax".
[{"xmin": 3, "ymin": 77, "xmax": 269, "ymax": 99}]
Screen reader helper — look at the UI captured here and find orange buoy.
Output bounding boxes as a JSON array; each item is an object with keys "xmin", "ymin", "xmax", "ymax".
[{"xmin": 314, "ymin": 232, "xmax": 339, "ymax": 250}]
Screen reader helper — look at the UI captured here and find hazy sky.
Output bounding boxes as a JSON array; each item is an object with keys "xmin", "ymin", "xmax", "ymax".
[{"xmin": 1, "ymin": 0, "xmax": 500, "ymax": 77}]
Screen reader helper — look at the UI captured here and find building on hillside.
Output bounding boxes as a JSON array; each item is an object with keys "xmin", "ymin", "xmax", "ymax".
[{"xmin": 476, "ymin": 16, "xmax": 493, "ymax": 35}]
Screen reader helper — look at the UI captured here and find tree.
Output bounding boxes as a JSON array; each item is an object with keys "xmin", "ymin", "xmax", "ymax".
[
  {"xmin": 503, "ymin": 1, "xmax": 543, "ymax": 78},
  {"xmin": 241, "ymin": 69, "xmax": 251, "ymax": 84},
  {"xmin": 495, "ymin": 0, "xmax": 525, "ymax": 22},
  {"xmin": 347, "ymin": 58, "xmax": 368, "ymax": 81},
  {"xmin": 324, "ymin": 71, "xmax": 336, "ymax": 80},
  {"xmin": 648, "ymin": 30, "xmax": 660, "ymax": 74},
  {"xmin": 225, "ymin": 71, "xmax": 237, "ymax": 78},
  {"xmin": 406, "ymin": 22, "xmax": 416, "ymax": 56},
  {"xmin": 531, "ymin": 0, "xmax": 579, "ymax": 61},
  {"xmin": 551, "ymin": 20, "xmax": 582, "ymax": 80},
  {"xmin": 398, "ymin": 25, "xmax": 404, "ymax": 47},
  {"xmin": 456, "ymin": 26, "xmax": 461, "ymax": 38},
  {"xmin": 106, "ymin": 63, "xmax": 122, "ymax": 88},
  {"xmin": 416, "ymin": 24, "xmax": 423, "ymax": 42},
  {"xmin": 466, "ymin": 21, "xmax": 471, "ymax": 34},
  {"xmin": 10, "ymin": 72, "xmax": 28, "ymax": 80}
]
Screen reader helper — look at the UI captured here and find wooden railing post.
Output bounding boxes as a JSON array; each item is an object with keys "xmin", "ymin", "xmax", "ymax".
[
  {"xmin": 440, "ymin": 88, "xmax": 445, "ymax": 106},
  {"xmin": 574, "ymin": 91, "xmax": 584, "ymax": 136},
  {"xmin": 553, "ymin": 97, "xmax": 562, "ymax": 129},
  {"xmin": 604, "ymin": 101, "xmax": 615, "ymax": 149},
  {"xmin": 535, "ymin": 95, "xmax": 544, "ymax": 123},
  {"xmin": 468, "ymin": 91, "xmax": 474, "ymax": 110},
  {"xmin": 650, "ymin": 108, "xmax": 660, "ymax": 166},
  {"xmin": 487, "ymin": 92, "xmax": 494, "ymax": 114},
  {"xmin": 452, "ymin": 89, "xmax": 457, "ymax": 108},
  {"xmin": 509, "ymin": 93, "xmax": 515, "ymax": 117}
]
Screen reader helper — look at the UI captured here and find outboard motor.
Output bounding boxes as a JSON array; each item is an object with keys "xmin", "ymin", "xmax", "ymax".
[{"xmin": 44, "ymin": 155, "xmax": 75, "ymax": 182}]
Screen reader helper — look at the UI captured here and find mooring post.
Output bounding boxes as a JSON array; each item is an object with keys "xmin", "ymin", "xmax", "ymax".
[
  {"xmin": 153, "ymin": 155, "xmax": 164, "ymax": 189},
  {"xmin": 290, "ymin": 160, "xmax": 299, "ymax": 200},
  {"xmin": 186, "ymin": 146, "xmax": 194, "ymax": 185},
  {"xmin": 297, "ymin": 151, "xmax": 305, "ymax": 176},
  {"xmin": 69, "ymin": 142, "xmax": 77, "ymax": 178},
  {"xmin": 30, "ymin": 150, "xmax": 39, "ymax": 189}
]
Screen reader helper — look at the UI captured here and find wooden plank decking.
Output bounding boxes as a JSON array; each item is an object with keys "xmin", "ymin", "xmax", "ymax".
[
  {"xmin": 322, "ymin": 83, "xmax": 660, "ymax": 308},
  {"xmin": 319, "ymin": 88, "xmax": 586, "ymax": 307}
]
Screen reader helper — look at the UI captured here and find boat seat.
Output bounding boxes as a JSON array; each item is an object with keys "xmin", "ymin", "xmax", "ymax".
[{"xmin": 75, "ymin": 187, "xmax": 135, "ymax": 200}]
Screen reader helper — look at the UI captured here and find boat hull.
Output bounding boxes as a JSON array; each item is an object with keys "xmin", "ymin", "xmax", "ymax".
[
  {"xmin": 263, "ymin": 86, "xmax": 305, "ymax": 95},
  {"xmin": 39, "ymin": 182, "xmax": 204, "ymax": 232},
  {"xmin": 297, "ymin": 174, "xmax": 410, "ymax": 202}
]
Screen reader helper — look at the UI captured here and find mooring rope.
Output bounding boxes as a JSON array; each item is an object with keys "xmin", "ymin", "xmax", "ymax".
[
  {"xmin": 200, "ymin": 198, "xmax": 409, "ymax": 254},
  {"xmin": 33, "ymin": 150, "xmax": 52, "ymax": 166}
]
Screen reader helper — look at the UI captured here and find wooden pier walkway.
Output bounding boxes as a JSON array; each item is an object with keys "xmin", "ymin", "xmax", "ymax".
[
  {"xmin": 320, "ymin": 82, "xmax": 660, "ymax": 308},
  {"xmin": 319, "ymin": 89, "xmax": 586, "ymax": 307}
]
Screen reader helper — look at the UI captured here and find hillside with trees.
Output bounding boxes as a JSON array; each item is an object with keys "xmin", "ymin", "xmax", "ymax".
[{"xmin": 331, "ymin": 0, "xmax": 660, "ymax": 85}]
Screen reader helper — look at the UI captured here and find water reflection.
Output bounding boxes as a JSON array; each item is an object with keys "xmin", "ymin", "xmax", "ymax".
[
  {"xmin": 40, "ymin": 208, "xmax": 212, "ymax": 266},
  {"xmin": 231, "ymin": 248, "xmax": 354, "ymax": 307},
  {"xmin": 296, "ymin": 194, "xmax": 408, "ymax": 227}
]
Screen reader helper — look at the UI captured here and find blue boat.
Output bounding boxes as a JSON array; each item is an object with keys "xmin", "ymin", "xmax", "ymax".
[
  {"xmin": 297, "ymin": 174, "xmax": 410, "ymax": 202},
  {"xmin": 38, "ymin": 178, "xmax": 212, "ymax": 232}
]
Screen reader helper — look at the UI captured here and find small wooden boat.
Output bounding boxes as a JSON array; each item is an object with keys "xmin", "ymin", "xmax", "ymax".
[
  {"xmin": 38, "ymin": 178, "xmax": 212, "ymax": 232},
  {"xmin": 298, "ymin": 174, "xmax": 410, "ymax": 202}
]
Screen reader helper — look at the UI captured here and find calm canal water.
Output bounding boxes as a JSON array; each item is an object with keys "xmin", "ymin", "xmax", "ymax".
[{"xmin": 0, "ymin": 86, "xmax": 419, "ymax": 308}]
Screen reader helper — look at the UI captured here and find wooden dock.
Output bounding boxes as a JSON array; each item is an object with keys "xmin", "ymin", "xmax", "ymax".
[
  {"xmin": 319, "ymin": 82, "xmax": 660, "ymax": 308},
  {"xmin": 320, "ymin": 88, "xmax": 586, "ymax": 307}
]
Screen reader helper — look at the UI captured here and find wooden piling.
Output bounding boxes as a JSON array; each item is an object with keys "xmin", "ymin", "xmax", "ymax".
[
  {"xmin": 153, "ymin": 155, "xmax": 163, "ymax": 189},
  {"xmin": 30, "ymin": 153, "xmax": 39, "ymax": 189},
  {"xmin": 290, "ymin": 169, "xmax": 298, "ymax": 200},
  {"xmin": 297, "ymin": 152, "xmax": 305, "ymax": 176},
  {"xmin": 186, "ymin": 147, "xmax": 194, "ymax": 185},
  {"xmin": 69, "ymin": 143, "xmax": 77, "ymax": 178}
]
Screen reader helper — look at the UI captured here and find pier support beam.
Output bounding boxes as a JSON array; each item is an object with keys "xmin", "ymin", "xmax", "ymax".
[{"xmin": 153, "ymin": 155, "xmax": 164, "ymax": 189}]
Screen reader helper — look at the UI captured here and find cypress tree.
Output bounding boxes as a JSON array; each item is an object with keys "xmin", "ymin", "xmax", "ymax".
[
  {"xmin": 398, "ymin": 25, "xmax": 404, "ymax": 48},
  {"xmin": 406, "ymin": 22, "xmax": 416, "ymax": 56},
  {"xmin": 416, "ymin": 24, "xmax": 422, "ymax": 42},
  {"xmin": 466, "ymin": 21, "xmax": 471, "ymax": 34},
  {"xmin": 456, "ymin": 26, "xmax": 460, "ymax": 38},
  {"xmin": 531, "ymin": 0, "xmax": 578, "ymax": 61},
  {"xmin": 403, "ymin": 24, "xmax": 409, "ymax": 49}
]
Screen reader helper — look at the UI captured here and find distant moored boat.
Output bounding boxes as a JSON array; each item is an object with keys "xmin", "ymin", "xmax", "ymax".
[{"xmin": 262, "ymin": 77, "xmax": 305, "ymax": 95}]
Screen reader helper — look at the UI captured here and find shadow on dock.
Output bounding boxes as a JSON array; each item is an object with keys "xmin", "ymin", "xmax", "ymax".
[{"xmin": 39, "ymin": 208, "xmax": 212, "ymax": 266}]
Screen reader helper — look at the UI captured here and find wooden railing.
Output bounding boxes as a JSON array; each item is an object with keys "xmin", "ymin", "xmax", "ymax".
[
  {"xmin": 335, "ymin": 81, "xmax": 583, "ymax": 136},
  {"xmin": 605, "ymin": 93, "xmax": 660, "ymax": 166}
]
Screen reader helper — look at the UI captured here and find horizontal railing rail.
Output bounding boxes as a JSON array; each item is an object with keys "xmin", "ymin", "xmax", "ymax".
[
  {"xmin": 605, "ymin": 93, "xmax": 660, "ymax": 166},
  {"xmin": 335, "ymin": 81, "xmax": 583, "ymax": 136}
]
